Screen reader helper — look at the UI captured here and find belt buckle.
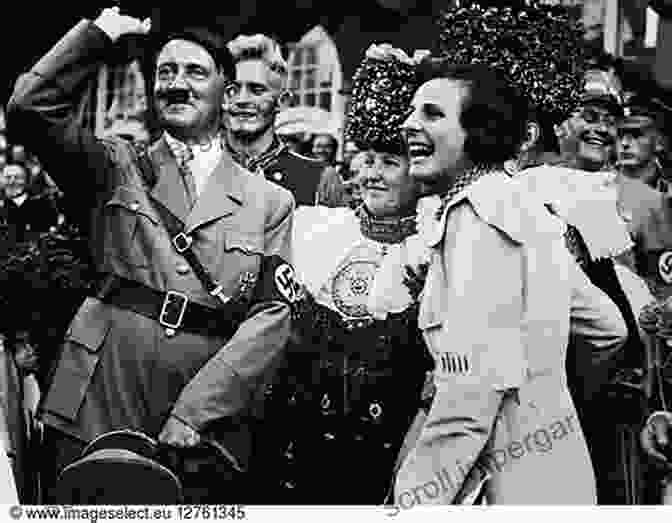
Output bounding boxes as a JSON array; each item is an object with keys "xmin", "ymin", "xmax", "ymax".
[
  {"xmin": 172, "ymin": 232, "xmax": 192, "ymax": 253},
  {"xmin": 159, "ymin": 290, "xmax": 188, "ymax": 335}
]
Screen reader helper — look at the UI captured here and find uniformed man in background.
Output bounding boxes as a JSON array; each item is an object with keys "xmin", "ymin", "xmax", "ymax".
[{"xmin": 223, "ymin": 34, "xmax": 324, "ymax": 206}]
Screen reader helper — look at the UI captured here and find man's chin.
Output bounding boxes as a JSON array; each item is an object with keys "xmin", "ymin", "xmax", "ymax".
[{"xmin": 160, "ymin": 115, "xmax": 198, "ymax": 132}]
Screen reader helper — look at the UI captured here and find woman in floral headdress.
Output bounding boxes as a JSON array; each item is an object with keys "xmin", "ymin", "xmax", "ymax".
[{"xmin": 278, "ymin": 44, "xmax": 435, "ymax": 505}]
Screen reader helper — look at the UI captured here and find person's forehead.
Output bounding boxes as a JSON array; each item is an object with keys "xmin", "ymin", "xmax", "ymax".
[
  {"xmin": 413, "ymin": 78, "xmax": 466, "ymax": 107},
  {"xmin": 235, "ymin": 59, "xmax": 279, "ymax": 88},
  {"xmin": 157, "ymin": 39, "xmax": 215, "ymax": 68}
]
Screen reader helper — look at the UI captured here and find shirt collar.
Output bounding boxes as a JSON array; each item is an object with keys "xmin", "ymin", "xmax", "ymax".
[
  {"xmin": 164, "ymin": 132, "xmax": 223, "ymax": 163},
  {"xmin": 164, "ymin": 132, "xmax": 193, "ymax": 166}
]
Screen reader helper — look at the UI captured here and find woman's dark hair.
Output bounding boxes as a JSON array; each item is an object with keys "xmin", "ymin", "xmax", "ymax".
[{"xmin": 415, "ymin": 60, "xmax": 530, "ymax": 166}]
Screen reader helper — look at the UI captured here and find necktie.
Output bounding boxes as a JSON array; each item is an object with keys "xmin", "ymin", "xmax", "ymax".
[{"xmin": 173, "ymin": 143, "xmax": 197, "ymax": 205}]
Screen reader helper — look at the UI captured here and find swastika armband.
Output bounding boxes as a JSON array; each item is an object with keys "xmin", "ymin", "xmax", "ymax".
[{"xmin": 250, "ymin": 255, "xmax": 301, "ymax": 307}]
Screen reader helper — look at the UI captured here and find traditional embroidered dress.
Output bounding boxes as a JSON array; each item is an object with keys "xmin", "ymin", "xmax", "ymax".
[{"xmin": 274, "ymin": 203, "xmax": 434, "ymax": 504}]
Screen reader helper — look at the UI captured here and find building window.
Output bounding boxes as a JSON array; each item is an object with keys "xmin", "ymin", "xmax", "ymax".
[{"xmin": 286, "ymin": 26, "xmax": 344, "ymax": 142}]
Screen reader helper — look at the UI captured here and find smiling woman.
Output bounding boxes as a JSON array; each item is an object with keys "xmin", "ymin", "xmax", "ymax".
[{"xmin": 278, "ymin": 43, "xmax": 434, "ymax": 504}]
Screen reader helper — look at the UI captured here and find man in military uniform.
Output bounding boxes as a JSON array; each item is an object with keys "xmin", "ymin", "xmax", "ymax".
[
  {"xmin": 615, "ymin": 93, "xmax": 672, "ymax": 300},
  {"xmin": 616, "ymin": 90, "xmax": 671, "ymax": 195},
  {"xmin": 223, "ymin": 34, "xmax": 324, "ymax": 206},
  {"xmin": 7, "ymin": 7, "xmax": 296, "ymax": 503}
]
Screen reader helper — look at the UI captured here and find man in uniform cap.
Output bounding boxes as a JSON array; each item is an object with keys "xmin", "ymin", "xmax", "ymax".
[
  {"xmin": 555, "ymin": 68, "xmax": 624, "ymax": 173},
  {"xmin": 614, "ymin": 87, "xmax": 672, "ymax": 301},
  {"xmin": 617, "ymin": 90, "xmax": 672, "ymax": 193},
  {"xmin": 223, "ymin": 34, "xmax": 324, "ymax": 206},
  {"xmin": 7, "ymin": 6, "xmax": 296, "ymax": 503}
]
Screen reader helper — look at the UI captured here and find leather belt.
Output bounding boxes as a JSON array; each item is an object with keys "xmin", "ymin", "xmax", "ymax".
[{"xmin": 96, "ymin": 274, "xmax": 243, "ymax": 338}]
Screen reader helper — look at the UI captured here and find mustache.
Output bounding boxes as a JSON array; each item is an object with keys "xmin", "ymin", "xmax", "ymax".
[{"xmin": 156, "ymin": 89, "xmax": 190, "ymax": 104}]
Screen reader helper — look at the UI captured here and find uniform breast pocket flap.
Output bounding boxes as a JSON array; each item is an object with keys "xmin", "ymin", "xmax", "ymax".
[
  {"xmin": 42, "ymin": 299, "xmax": 112, "ymax": 422},
  {"xmin": 225, "ymin": 231, "xmax": 264, "ymax": 256},
  {"xmin": 104, "ymin": 187, "xmax": 158, "ymax": 267}
]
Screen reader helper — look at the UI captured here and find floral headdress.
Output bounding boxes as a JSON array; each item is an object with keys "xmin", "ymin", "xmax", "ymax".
[
  {"xmin": 437, "ymin": 0, "xmax": 590, "ymax": 125},
  {"xmin": 344, "ymin": 44, "xmax": 425, "ymax": 154}
]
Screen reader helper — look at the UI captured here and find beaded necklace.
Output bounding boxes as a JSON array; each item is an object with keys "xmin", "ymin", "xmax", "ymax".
[{"xmin": 356, "ymin": 205, "xmax": 417, "ymax": 245}]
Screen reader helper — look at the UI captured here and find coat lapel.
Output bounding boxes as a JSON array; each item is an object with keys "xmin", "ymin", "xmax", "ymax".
[
  {"xmin": 185, "ymin": 150, "xmax": 244, "ymax": 234},
  {"xmin": 148, "ymin": 138, "xmax": 192, "ymax": 224}
]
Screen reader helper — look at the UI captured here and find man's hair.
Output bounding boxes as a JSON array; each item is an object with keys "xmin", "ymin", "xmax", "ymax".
[
  {"xmin": 227, "ymin": 34, "xmax": 288, "ymax": 87},
  {"xmin": 155, "ymin": 27, "xmax": 236, "ymax": 80},
  {"xmin": 416, "ymin": 60, "xmax": 530, "ymax": 166}
]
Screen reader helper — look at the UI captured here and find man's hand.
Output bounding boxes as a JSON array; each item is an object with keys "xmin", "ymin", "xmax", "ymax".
[
  {"xmin": 158, "ymin": 415, "xmax": 202, "ymax": 448},
  {"xmin": 93, "ymin": 7, "xmax": 151, "ymax": 43},
  {"xmin": 641, "ymin": 411, "xmax": 672, "ymax": 473}
]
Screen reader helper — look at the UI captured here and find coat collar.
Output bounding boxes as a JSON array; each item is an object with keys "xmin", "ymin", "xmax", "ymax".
[
  {"xmin": 223, "ymin": 133, "xmax": 289, "ymax": 173},
  {"xmin": 148, "ymin": 137, "xmax": 245, "ymax": 233},
  {"xmin": 427, "ymin": 170, "xmax": 524, "ymax": 247},
  {"xmin": 148, "ymin": 137, "xmax": 192, "ymax": 223},
  {"xmin": 184, "ymin": 148, "xmax": 245, "ymax": 234}
]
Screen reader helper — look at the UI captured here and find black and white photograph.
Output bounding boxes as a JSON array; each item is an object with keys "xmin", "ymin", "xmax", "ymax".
[{"xmin": 1, "ymin": 0, "xmax": 672, "ymax": 513}]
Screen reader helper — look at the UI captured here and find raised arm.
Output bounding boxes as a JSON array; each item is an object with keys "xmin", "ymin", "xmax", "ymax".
[{"xmin": 6, "ymin": 8, "xmax": 150, "ymax": 198}]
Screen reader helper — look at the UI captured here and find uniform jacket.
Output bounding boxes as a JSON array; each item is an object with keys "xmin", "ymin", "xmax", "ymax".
[
  {"xmin": 616, "ymin": 174, "xmax": 672, "ymax": 298},
  {"xmin": 394, "ymin": 171, "xmax": 626, "ymax": 505},
  {"xmin": 7, "ymin": 20, "xmax": 295, "ymax": 471},
  {"xmin": 226, "ymin": 137, "xmax": 324, "ymax": 207}
]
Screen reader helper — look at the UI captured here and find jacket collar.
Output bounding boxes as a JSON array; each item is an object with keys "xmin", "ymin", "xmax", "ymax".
[
  {"xmin": 148, "ymin": 137, "xmax": 192, "ymax": 223},
  {"xmin": 148, "ymin": 137, "xmax": 245, "ymax": 232},
  {"xmin": 224, "ymin": 133, "xmax": 288, "ymax": 174},
  {"xmin": 184, "ymin": 149, "xmax": 245, "ymax": 234},
  {"xmin": 428, "ymin": 170, "xmax": 528, "ymax": 248}
]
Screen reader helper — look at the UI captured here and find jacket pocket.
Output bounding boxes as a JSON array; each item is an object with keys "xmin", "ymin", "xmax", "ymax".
[
  {"xmin": 225, "ymin": 231, "xmax": 264, "ymax": 256},
  {"xmin": 103, "ymin": 186, "xmax": 158, "ymax": 268},
  {"xmin": 42, "ymin": 298, "xmax": 111, "ymax": 422}
]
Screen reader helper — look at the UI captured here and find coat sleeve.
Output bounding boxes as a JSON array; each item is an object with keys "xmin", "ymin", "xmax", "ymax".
[
  {"xmin": 171, "ymin": 189, "xmax": 295, "ymax": 431},
  {"xmin": 6, "ymin": 20, "xmax": 114, "ymax": 199},
  {"xmin": 394, "ymin": 205, "xmax": 523, "ymax": 505}
]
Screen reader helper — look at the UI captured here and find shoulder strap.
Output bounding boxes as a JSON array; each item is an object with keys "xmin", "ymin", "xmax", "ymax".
[{"xmin": 135, "ymin": 146, "xmax": 231, "ymax": 304}]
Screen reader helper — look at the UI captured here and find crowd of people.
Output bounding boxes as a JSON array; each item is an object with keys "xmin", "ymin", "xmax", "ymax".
[{"xmin": 2, "ymin": 0, "xmax": 672, "ymax": 507}]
